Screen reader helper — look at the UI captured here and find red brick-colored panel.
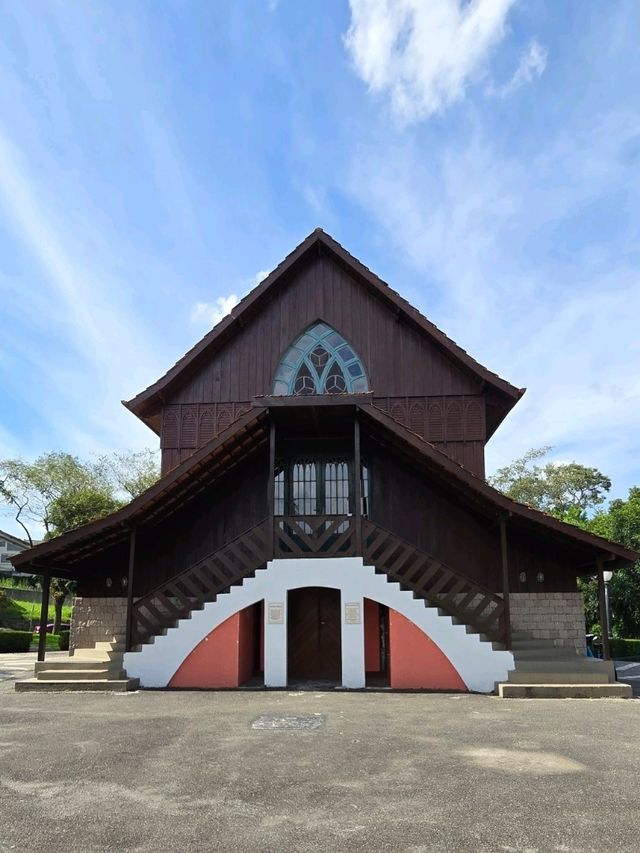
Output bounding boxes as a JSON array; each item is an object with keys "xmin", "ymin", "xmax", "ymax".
[{"xmin": 389, "ymin": 609, "xmax": 467, "ymax": 691}]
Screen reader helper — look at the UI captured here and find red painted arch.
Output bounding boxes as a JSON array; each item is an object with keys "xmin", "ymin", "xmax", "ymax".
[{"xmin": 388, "ymin": 609, "xmax": 467, "ymax": 691}]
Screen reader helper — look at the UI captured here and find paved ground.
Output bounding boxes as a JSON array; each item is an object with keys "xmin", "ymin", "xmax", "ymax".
[{"xmin": 0, "ymin": 657, "xmax": 639, "ymax": 853}]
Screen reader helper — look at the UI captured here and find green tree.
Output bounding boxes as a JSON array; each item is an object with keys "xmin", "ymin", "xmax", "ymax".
[
  {"xmin": 588, "ymin": 488, "xmax": 640, "ymax": 638},
  {"xmin": 489, "ymin": 447, "xmax": 611, "ymax": 522},
  {"xmin": 0, "ymin": 449, "xmax": 160, "ymax": 632},
  {"xmin": 491, "ymin": 448, "xmax": 640, "ymax": 639}
]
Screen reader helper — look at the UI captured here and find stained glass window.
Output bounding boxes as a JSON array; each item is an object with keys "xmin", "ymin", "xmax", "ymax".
[{"xmin": 272, "ymin": 321, "xmax": 369, "ymax": 395}]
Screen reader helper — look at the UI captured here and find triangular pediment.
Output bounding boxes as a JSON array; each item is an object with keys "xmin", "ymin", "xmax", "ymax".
[{"xmin": 124, "ymin": 229, "xmax": 523, "ymax": 433}]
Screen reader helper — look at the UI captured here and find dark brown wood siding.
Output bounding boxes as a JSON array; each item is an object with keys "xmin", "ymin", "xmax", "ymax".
[
  {"xmin": 76, "ymin": 448, "xmax": 269, "ymax": 598},
  {"xmin": 367, "ymin": 441, "xmax": 581, "ymax": 593},
  {"xmin": 168, "ymin": 254, "xmax": 482, "ymax": 405}
]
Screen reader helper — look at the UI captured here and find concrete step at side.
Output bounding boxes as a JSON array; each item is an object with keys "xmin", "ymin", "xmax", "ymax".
[
  {"xmin": 35, "ymin": 660, "xmax": 123, "ymax": 673},
  {"xmin": 15, "ymin": 678, "xmax": 139, "ymax": 693},
  {"xmin": 513, "ymin": 648, "xmax": 586, "ymax": 660},
  {"xmin": 73, "ymin": 649, "xmax": 124, "ymax": 662},
  {"xmin": 91, "ymin": 641, "xmax": 125, "ymax": 651},
  {"xmin": 505, "ymin": 670, "xmax": 613, "ymax": 685},
  {"xmin": 36, "ymin": 669, "xmax": 127, "ymax": 681},
  {"xmin": 498, "ymin": 683, "xmax": 632, "ymax": 699},
  {"xmin": 514, "ymin": 659, "xmax": 616, "ymax": 676},
  {"xmin": 511, "ymin": 639, "xmax": 562, "ymax": 650}
]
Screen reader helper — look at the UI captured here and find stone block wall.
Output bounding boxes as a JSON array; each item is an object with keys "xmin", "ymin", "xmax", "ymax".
[
  {"xmin": 509, "ymin": 593, "xmax": 586, "ymax": 655},
  {"xmin": 70, "ymin": 596, "xmax": 127, "ymax": 651}
]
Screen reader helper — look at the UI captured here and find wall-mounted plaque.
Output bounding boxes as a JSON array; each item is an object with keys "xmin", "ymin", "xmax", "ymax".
[
  {"xmin": 267, "ymin": 603, "xmax": 284, "ymax": 624},
  {"xmin": 344, "ymin": 602, "xmax": 361, "ymax": 625}
]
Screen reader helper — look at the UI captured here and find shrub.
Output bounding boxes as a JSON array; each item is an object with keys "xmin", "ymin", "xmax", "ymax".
[
  {"xmin": 0, "ymin": 629, "xmax": 33, "ymax": 652},
  {"xmin": 610, "ymin": 638, "xmax": 640, "ymax": 659},
  {"xmin": 58, "ymin": 630, "xmax": 70, "ymax": 651}
]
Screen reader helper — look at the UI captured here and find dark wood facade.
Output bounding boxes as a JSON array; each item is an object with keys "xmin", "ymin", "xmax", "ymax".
[
  {"xmin": 12, "ymin": 229, "xmax": 637, "ymax": 653},
  {"xmin": 154, "ymin": 246, "xmax": 501, "ymax": 477}
]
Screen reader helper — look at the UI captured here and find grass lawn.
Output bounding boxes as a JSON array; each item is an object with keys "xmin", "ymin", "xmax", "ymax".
[
  {"xmin": 0, "ymin": 596, "xmax": 73, "ymax": 627},
  {"xmin": 29, "ymin": 632, "xmax": 63, "ymax": 651}
]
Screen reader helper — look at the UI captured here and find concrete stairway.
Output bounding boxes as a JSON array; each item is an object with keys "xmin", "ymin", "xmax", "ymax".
[
  {"xmin": 15, "ymin": 638, "xmax": 140, "ymax": 693},
  {"xmin": 496, "ymin": 633, "xmax": 632, "ymax": 698}
]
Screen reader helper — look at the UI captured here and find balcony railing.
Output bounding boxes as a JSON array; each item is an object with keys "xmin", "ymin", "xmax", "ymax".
[{"xmin": 274, "ymin": 514, "xmax": 357, "ymax": 558}]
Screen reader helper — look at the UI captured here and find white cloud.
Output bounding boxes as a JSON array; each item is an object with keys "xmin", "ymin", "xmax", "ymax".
[
  {"xmin": 347, "ymin": 113, "xmax": 640, "ymax": 499},
  {"xmin": 0, "ymin": 128, "xmax": 160, "ymax": 456},
  {"xmin": 489, "ymin": 39, "xmax": 548, "ymax": 97},
  {"xmin": 190, "ymin": 269, "xmax": 270, "ymax": 329},
  {"xmin": 344, "ymin": 0, "xmax": 516, "ymax": 122},
  {"xmin": 191, "ymin": 295, "xmax": 240, "ymax": 328}
]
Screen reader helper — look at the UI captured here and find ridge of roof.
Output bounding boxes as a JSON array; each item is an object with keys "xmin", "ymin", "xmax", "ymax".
[
  {"xmin": 124, "ymin": 228, "xmax": 524, "ymax": 428},
  {"xmin": 361, "ymin": 404, "xmax": 638, "ymax": 566}
]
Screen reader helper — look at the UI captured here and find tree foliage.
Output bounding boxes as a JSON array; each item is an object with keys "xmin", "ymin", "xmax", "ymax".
[
  {"xmin": 0, "ymin": 449, "xmax": 160, "ymax": 632},
  {"xmin": 489, "ymin": 447, "xmax": 611, "ymax": 522},
  {"xmin": 491, "ymin": 449, "xmax": 640, "ymax": 639}
]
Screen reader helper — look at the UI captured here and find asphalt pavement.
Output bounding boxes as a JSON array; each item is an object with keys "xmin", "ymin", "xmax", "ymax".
[{"xmin": 0, "ymin": 654, "xmax": 639, "ymax": 852}]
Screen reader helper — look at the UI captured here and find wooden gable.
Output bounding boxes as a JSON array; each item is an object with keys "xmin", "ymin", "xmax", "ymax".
[{"xmin": 124, "ymin": 229, "xmax": 523, "ymax": 474}]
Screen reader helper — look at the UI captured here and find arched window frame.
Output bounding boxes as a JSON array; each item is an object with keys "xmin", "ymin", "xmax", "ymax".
[{"xmin": 272, "ymin": 321, "xmax": 369, "ymax": 396}]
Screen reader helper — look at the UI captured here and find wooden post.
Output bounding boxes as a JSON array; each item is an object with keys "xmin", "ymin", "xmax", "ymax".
[
  {"xmin": 37, "ymin": 571, "xmax": 51, "ymax": 663},
  {"xmin": 125, "ymin": 527, "xmax": 136, "ymax": 652},
  {"xmin": 268, "ymin": 417, "xmax": 276, "ymax": 558},
  {"xmin": 354, "ymin": 414, "xmax": 362, "ymax": 554},
  {"xmin": 499, "ymin": 516, "xmax": 512, "ymax": 650},
  {"xmin": 596, "ymin": 558, "xmax": 611, "ymax": 660}
]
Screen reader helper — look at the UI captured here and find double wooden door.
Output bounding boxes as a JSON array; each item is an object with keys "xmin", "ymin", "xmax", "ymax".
[{"xmin": 287, "ymin": 587, "xmax": 341, "ymax": 682}]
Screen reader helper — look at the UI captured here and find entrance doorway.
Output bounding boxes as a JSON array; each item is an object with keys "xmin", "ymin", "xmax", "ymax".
[{"xmin": 287, "ymin": 587, "xmax": 341, "ymax": 683}]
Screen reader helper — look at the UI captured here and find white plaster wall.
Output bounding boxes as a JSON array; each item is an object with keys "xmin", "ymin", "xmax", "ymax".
[{"xmin": 124, "ymin": 558, "xmax": 514, "ymax": 692}]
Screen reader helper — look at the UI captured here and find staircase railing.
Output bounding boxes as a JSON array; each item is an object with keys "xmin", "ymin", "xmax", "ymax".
[
  {"xmin": 130, "ymin": 518, "xmax": 271, "ymax": 647},
  {"xmin": 362, "ymin": 519, "xmax": 506, "ymax": 645}
]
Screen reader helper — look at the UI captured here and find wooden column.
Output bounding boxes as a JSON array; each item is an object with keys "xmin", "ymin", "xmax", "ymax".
[
  {"xmin": 37, "ymin": 571, "xmax": 51, "ymax": 663},
  {"xmin": 125, "ymin": 527, "xmax": 137, "ymax": 652},
  {"xmin": 353, "ymin": 414, "xmax": 362, "ymax": 554},
  {"xmin": 499, "ymin": 515, "xmax": 512, "ymax": 650},
  {"xmin": 268, "ymin": 417, "xmax": 276, "ymax": 558},
  {"xmin": 596, "ymin": 558, "xmax": 611, "ymax": 661}
]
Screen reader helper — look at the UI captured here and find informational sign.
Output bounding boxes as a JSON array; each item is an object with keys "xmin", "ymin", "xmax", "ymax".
[
  {"xmin": 267, "ymin": 603, "xmax": 284, "ymax": 624},
  {"xmin": 344, "ymin": 602, "xmax": 361, "ymax": 625}
]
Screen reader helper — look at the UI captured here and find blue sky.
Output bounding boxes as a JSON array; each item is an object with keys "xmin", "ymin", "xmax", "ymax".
[{"xmin": 1, "ymin": 0, "xmax": 640, "ymax": 535}]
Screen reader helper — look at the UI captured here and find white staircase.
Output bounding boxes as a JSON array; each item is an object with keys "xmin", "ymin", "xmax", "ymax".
[
  {"xmin": 496, "ymin": 633, "xmax": 632, "ymax": 698},
  {"xmin": 15, "ymin": 637, "xmax": 140, "ymax": 693}
]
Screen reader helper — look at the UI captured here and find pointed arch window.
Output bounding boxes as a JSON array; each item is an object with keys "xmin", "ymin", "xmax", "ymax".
[{"xmin": 272, "ymin": 321, "xmax": 369, "ymax": 396}]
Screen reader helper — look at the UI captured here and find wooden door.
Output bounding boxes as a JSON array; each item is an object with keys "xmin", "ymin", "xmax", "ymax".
[{"xmin": 287, "ymin": 587, "xmax": 341, "ymax": 682}]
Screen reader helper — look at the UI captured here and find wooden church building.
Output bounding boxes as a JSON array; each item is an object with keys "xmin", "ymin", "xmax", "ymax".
[{"xmin": 13, "ymin": 229, "xmax": 636, "ymax": 697}]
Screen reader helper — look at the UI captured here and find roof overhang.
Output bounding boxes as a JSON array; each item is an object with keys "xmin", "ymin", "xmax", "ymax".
[
  {"xmin": 358, "ymin": 404, "xmax": 639, "ymax": 571},
  {"xmin": 10, "ymin": 409, "xmax": 269, "ymax": 575}
]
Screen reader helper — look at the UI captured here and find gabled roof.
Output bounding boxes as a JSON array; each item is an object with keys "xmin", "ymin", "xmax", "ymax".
[
  {"xmin": 13, "ymin": 400, "xmax": 637, "ymax": 578},
  {"xmin": 124, "ymin": 228, "xmax": 525, "ymax": 434}
]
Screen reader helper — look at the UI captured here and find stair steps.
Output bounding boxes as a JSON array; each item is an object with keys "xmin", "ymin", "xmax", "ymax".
[
  {"xmin": 499, "ymin": 683, "xmax": 632, "ymax": 699},
  {"xmin": 15, "ymin": 639, "xmax": 139, "ymax": 693},
  {"xmin": 496, "ymin": 634, "xmax": 631, "ymax": 699}
]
